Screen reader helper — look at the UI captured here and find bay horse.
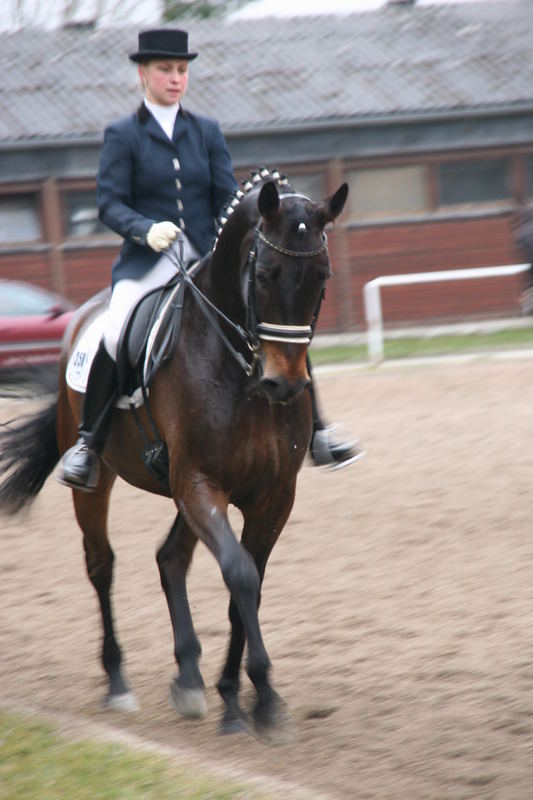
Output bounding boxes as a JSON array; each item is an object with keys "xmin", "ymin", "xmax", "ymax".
[{"xmin": 0, "ymin": 170, "xmax": 348, "ymax": 738}]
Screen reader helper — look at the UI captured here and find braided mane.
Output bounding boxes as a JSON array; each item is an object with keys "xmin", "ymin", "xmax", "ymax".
[{"xmin": 213, "ymin": 167, "xmax": 293, "ymax": 251}]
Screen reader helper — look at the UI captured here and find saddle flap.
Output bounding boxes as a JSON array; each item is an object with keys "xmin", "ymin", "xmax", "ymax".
[
  {"xmin": 144, "ymin": 277, "xmax": 186, "ymax": 386},
  {"xmin": 115, "ymin": 276, "xmax": 184, "ymax": 392}
]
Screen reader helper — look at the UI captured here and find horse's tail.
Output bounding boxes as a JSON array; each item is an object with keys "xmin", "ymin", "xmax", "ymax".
[{"xmin": 0, "ymin": 398, "xmax": 60, "ymax": 515}]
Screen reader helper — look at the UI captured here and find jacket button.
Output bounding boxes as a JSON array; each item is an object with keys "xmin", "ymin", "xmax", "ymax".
[
  {"xmin": 173, "ymin": 158, "xmax": 180, "ymax": 170},
  {"xmin": 178, "ymin": 218, "xmax": 185, "ymax": 229},
  {"xmin": 177, "ymin": 199, "xmax": 183, "ymax": 211},
  {"xmin": 175, "ymin": 179, "xmax": 182, "ymax": 190}
]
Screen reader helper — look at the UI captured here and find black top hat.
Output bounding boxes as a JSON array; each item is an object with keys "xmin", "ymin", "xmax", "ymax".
[{"xmin": 129, "ymin": 28, "xmax": 198, "ymax": 63}]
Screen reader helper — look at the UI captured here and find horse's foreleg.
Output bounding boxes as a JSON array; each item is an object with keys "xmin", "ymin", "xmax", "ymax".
[
  {"xmin": 219, "ymin": 496, "xmax": 295, "ymax": 738},
  {"xmin": 216, "ymin": 531, "xmax": 273, "ymax": 734},
  {"xmin": 156, "ymin": 512, "xmax": 207, "ymax": 718},
  {"xmin": 218, "ymin": 538, "xmax": 272, "ymax": 736},
  {"xmin": 179, "ymin": 480, "xmax": 274, "ymax": 735},
  {"xmin": 73, "ymin": 470, "xmax": 136, "ymax": 711},
  {"xmin": 216, "ymin": 596, "xmax": 249, "ymax": 733}
]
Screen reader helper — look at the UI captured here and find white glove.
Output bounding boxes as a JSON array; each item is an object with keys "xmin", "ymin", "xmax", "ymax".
[{"xmin": 146, "ymin": 221, "xmax": 179, "ymax": 252}]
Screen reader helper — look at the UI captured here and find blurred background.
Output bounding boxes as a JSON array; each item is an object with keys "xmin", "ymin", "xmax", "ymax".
[{"xmin": 1, "ymin": 0, "xmax": 533, "ymax": 335}]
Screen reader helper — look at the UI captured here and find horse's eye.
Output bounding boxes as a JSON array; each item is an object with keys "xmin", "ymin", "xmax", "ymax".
[
  {"xmin": 316, "ymin": 265, "xmax": 331, "ymax": 282},
  {"xmin": 257, "ymin": 265, "xmax": 281, "ymax": 286}
]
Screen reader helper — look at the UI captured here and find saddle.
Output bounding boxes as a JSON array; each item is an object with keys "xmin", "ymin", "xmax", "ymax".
[
  {"xmin": 115, "ymin": 256, "xmax": 211, "ymax": 398},
  {"xmin": 113, "ymin": 259, "xmax": 205, "ymax": 486},
  {"xmin": 116, "ymin": 275, "xmax": 184, "ymax": 396}
]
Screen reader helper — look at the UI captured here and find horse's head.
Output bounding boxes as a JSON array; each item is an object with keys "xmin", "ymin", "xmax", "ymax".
[
  {"xmin": 210, "ymin": 169, "xmax": 348, "ymax": 404},
  {"xmin": 244, "ymin": 177, "xmax": 348, "ymax": 404}
]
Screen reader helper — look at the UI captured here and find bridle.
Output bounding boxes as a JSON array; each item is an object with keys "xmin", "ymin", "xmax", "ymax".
[
  {"xmin": 165, "ymin": 201, "xmax": 329, "ymax": 376},
  {"xmin": 246, "ymin": 225, "xmax": 328, "ymax": 346}
]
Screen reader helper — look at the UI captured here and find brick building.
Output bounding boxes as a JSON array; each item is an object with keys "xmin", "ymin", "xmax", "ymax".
[{"xmin": 1, "ymin": 0, "xmax": 533, "ymax": 331}]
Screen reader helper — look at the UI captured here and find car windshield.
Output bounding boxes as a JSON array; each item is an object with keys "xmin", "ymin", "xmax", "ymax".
[{"xmin": 0, "ymin": 282, "xmax": 66, "ymax": 317}]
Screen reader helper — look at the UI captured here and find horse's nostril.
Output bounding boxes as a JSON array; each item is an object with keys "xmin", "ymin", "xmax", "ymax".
[
  {"xmin": 260, "ymin": 377, "xmax": 285, "ymax": 400},
  {"xmin": 259, "ymin": 377, "xmax": 309, "ymax": 404}
]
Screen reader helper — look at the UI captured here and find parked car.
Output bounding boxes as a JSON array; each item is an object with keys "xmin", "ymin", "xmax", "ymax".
[{"xmin": 0, "ymin": 279, "xmax": 75, "ymax": 375}]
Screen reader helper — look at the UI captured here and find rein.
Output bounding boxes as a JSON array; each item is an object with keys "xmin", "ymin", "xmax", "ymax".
[{"xmin": 165, "ymin": 244, "xmax": 260, "ymax": 377}]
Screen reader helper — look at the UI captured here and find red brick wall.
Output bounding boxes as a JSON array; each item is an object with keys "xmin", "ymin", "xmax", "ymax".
[
  {"xmin": 315, "ymin": 211, "xmax": 527, "ymax": 332},
  {"xmin": 62, "ymin": 249, "xmax": 116, "ymax": 305},
  {"xmin": 0, "ymin": 252, "xmax": 56, "ymax": 292},
  {"xmin": 1, "ymin": 211, "xmax": 528, "ymax": 332}
]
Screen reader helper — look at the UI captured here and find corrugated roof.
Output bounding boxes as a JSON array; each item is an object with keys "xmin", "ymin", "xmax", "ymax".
[{"xmin": 1, "ymin": 0, "xmax": 532, "ymax": 144}]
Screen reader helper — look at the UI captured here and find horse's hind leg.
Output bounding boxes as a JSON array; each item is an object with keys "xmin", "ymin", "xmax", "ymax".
[
  {"xmin": 156, "ymin": 512, "xmax": 207, "ymax": 718},
  {"xmin": 73, "ymin": 469, "xmax": 137, "ymax": 711}
]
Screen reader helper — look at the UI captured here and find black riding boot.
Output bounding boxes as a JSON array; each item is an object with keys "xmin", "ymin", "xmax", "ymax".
[
  {"xmin": 307, "ymin": 354, "xmax": 364, "ymax": 469},
  {"xmin": 58, "ymin": 341, "xmax": 117, "ymax": 491}
]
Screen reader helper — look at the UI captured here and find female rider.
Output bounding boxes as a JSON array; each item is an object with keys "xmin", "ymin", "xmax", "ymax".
[{"xmin": 59, "ymin": 28, "xmax": 360, "ymax": 490}]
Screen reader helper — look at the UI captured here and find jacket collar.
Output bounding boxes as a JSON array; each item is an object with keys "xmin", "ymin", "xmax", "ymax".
[{"xmin": 137, "ymin": 102, "xmax": 189, "ymax": 143}]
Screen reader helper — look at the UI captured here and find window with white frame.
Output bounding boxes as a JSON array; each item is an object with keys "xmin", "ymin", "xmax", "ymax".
[
  {"xmin": 289, "ymin": 172, "xmax": 325, "ymax": 202},
  {"xmin": 63, "ymin": 191, "xmax": 109, "ymax": 238},
  {"xmin": 347, "ymin": 165, "xmax": 427, "ymax": 220},
  {"xmin": 0, "ymin": 195, "xmax": 41, "ymax": 244},
  {"xmin": 437, "ymin": 158, "xmax": 510, "ymax": 210}
]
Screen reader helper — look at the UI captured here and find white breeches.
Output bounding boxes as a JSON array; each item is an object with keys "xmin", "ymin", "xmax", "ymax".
[{"xmin": 102, "ymin": 239, "xmax": 199, "ymax": 360}]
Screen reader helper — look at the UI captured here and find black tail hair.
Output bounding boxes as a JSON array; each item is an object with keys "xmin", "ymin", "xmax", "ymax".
[{"xmin": 0, "ymin": 399, "xmax": 59, "ymax": 515}]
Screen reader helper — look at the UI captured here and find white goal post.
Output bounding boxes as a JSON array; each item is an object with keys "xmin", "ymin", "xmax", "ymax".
[{"xmin": 363, "ymin": 263, "xmax": 531, "ymax": 364}]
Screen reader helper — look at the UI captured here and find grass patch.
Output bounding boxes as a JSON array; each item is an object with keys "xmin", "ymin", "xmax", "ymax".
[
  {"xmin": 310, "ymin": 327, "xmax": 533, "ymax": 365},
  {"xmin": 0, "ymin": 709, "xmax": 265, "ymax": 800}
]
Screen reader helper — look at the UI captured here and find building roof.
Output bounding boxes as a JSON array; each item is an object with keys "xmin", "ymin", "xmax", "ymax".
[{"xmin": 1, "ymin": 0, "xmax": 533, "ymax": 145}]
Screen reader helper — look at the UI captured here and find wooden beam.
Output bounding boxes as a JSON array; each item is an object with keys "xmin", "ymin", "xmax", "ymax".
[{"xmin": 41, "ymin": 177, "xmax": 66, "ymax": 297}]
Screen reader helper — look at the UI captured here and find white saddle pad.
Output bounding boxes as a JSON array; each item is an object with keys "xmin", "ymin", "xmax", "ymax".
[
  {"xmin": 66, "ymin": 273, "xmax": 190, "ymax": 409},
  {"xmin": 66, "ymin": 312, "xmax": 144, "ymax": 409}
]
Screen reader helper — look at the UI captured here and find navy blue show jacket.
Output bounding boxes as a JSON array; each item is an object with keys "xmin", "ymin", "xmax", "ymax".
[{"xmin": 97, "ymin": 103, "xmax": 237, "ymax": 285}]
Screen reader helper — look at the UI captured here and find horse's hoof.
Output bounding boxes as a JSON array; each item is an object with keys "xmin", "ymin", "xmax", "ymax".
[
  {"xmin": 102, "ymin": 691, "xmax": 139, "ymax": 713},
  {"xmin": 253, "ymin": 695, "xmax": 292, "ymax": 743},
  {"xmin": 220, "ymin": 710, "xmax": 251, "ymax": 736},
  {"xmin": 169, "ymin": 682, "xmax": 208, "ymax": 719},
  {"xmin": 255, "ymin": 716, "xmax": 294, "ymax": 744}
]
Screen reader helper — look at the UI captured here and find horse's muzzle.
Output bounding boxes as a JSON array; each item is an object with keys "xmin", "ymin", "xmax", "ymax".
[
  {"xmin": 258, "ymin": 374, "xmax": 311, "ymax": 404},
  {"xmin": 251, "ymin": 341, "xmax": 310, "ymax": 404}
]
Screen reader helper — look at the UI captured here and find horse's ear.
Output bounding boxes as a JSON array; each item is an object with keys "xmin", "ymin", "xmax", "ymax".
[
  {"xmin": 320, "ymin": 182, "xmax": 349, "ymax": 224},
  {"xmin": 258, "ymin": 180, "xmax": 280, "ymax": 223}
]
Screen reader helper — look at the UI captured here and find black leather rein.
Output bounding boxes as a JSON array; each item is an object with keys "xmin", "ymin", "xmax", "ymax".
[{"xmin": 165, "ymin": 243, "xmax": 260, "ymax": 376}]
